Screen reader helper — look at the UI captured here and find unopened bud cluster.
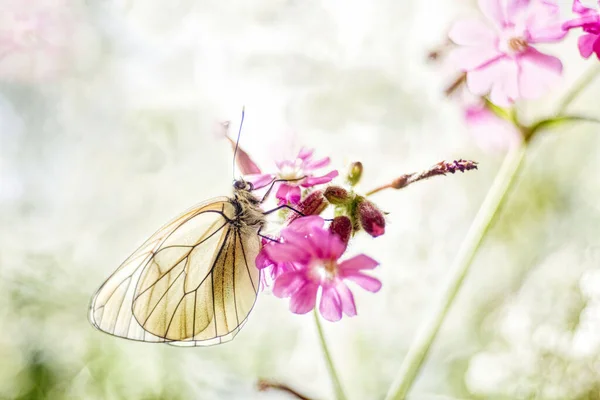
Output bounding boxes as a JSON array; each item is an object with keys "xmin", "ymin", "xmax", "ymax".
[
  {"xmin": 324, "ymin": 162, "xmax": 387, "ymax": 238},
  {"xmin": 289, "ymin": 190, "xmax": 328, "ymax": 222}
]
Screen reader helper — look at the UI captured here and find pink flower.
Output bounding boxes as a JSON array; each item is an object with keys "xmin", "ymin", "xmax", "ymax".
[
  {"xmin": 256, "ymin": 216, "xmax": 326, "ymax": 288},
  {"xmin": 464, "ymin": 103, "xmax": 522, "ymax": 151},
  {"xmin": 449, "ymin": 0, "xmax": 566, "ymax": 107},
  {"xmin": 0, "ymin": 0, "xmax": 74, "ymax": 82},
  {"xmin": 563, "ymin": 0, "xmax": 600, "ymax": 59},
  {"xmin": 266, "ymin": 216, "xmax": 381, "ymax": 322},
  {"xmin": 246, "ymin": 148, "xmax": 338, "ymax": 205}
]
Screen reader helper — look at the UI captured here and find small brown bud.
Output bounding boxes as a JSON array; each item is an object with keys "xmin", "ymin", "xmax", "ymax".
[
  {"xmin": 329, "ymin": 216, "xmax": 352, "ymax": 247},
  {"xmin": 324, "ymin": 186, "xmax": 351, "ymax": 205},
  {"xmin": 357, "ymin": 199, "xmax": 385, "ymax": 238},
  {"xmin": 390, "ymin": 175, "xmax": 411, "ymax": 189},
  {"xmin": 288, "ymin": 190, "xmax": 327, "ymax": 222},
  {"xmin": 347, "ymin": 161, "xmax": 363, "ymax": 186}
]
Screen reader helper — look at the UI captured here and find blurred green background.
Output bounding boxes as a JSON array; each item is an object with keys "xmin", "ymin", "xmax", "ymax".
[{"xmin": 1, "ymin": 0, "xmax": 600, "ymax": 399}]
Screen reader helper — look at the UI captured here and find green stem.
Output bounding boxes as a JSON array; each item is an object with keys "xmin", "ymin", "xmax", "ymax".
[
  {"xmin": 384, "ymin": 145, "xmax": 527, "ymax": 400},
  {"xmin": 556, "ymin": 64, "xmax": 600, "ymax": 114},
  {"xmin": 314, "ymin": 309, "xmax": 348, "ymax": 400}
]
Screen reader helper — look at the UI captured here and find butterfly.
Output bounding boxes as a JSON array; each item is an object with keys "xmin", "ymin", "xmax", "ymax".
[{"xmin": 89, "ymin": 111, "xmax": 299, "ymax": 346}]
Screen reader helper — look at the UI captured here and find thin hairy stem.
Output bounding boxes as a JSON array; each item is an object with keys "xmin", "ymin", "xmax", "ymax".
[{"xmin": 314, "ymin": 309, "xmax": 347, "ymax": 400}]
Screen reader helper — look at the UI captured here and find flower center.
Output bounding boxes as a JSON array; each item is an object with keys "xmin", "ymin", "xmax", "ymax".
[
  {"xmin": 507, "ymin": 37, "xmax": 528, "ymax": 53},
  {"xmin": 310, "ymin": 259, "xmax": 338, "ymax": 283},
  {"xmin": 278, "ymin": 159, "xmax": 304, "ymax": 182}
]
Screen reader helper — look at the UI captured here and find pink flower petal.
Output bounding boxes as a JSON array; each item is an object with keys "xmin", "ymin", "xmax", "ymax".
[
  {"xmin": 573, "ymin": 0, "xmax": 594, "ymax": 14},
  {"xmin": 304, "ymin": 228, "xmax": 331, "ymax": 259},
  {"xmin": 528, "ymin": 24, "xmax": 567, "ymax": 43},
  {"xmin": 464, "ymin": 104, "xmax": 522, "ymax": 152},
  {"xmin": 301, "ymin": 170, "xmax": 339, "ymax": 187},
  {"xmin": 327, "ymin": 231, "xmax": 347, "ymax": 260},
  {"xmin": 289, "ymin": 282, "xmax": 319, "ymax": 314},
  {"xmin": 466, "ymin": 58, "xmax": 500, "ymax": 96},
  {"xmin": 448, "ymin": 18, "xmax": 497, "ymax": 46},
  {"xmin": 307, "ymin": 228, "xmax": 339, "ymax": 258},
  {"xmin": 255, "ymin": 248, "xmax": 273, "ymax": 270},
  {"xmin": 467, "ymin": 57, "xmax": 518, "ymax": 107},
  {"xmin": 275, "ymin": 159, "xmax": 294, "ymax": 171},
  {"xmin": 235, "ymin": 147, "xmax": 262, "ymax": 175},
  {"xmin": 343, "ymin": 272, "xmax": 382, "ymax": 293},
  {"xmin": 335, "ymin": 282, "xmax": 357, "ymax": 317},
  {"xmin": 287, "ymin": 215, "xmax": 326, "ymax": 233},
  {"xmin": 338, "ymin": 254, "xmax": 380, "ymax": 273},
  {"xmin": 578, "ymin": 33, "xmax": 599, "ymax": 58},
  {"xmin": 222, "ymin": 133, "xmax": 262, "ymax": 175},
  {"xmin": 266, "ymin": 241, "xmax": 311, "ymax": 263},
  {"xmin": 271, "ymin": 262, "xmax": 295, "ymax": 279},
  {"xmin": 517, "ymin": 48, "xmax": 562, "ymax": 99},
  {"xmin": 280, "ymin": 230, "xmax": 317, "ymax": 259},
  {"xmin": 297, "ymin": 147, "xmax": 314, "ymax": 160},
  {"xmin": 448, "ymin": 46, "xmax": 503, "ymax": 71},
  {"xmin": 304, "ymin": 156, "xmax": 331, "ymax": 171},
  {"xmin": 563, "ymin": 15, "xmax": 600, "ymax": 30},
  {"xmin": 525, "ymin": 1, "xmax": 567, "ymax": 43},
  {"xmin": 302, "ymin": 228, "xmax": 345, "ymax": 260},
  {"xmin": 273, "ymin": 270, "xmax": 307, "ymax": 298},
  {"xmin": 246, "ymin": 173, "xmax": 275, "ymax": 189},
  {"xmin": 276, "ymin": 184, "xmax": 302, "ymax": 205},
  {"xmin": 478, "ymin": 0, "xmax": 506, "ymax": 27},
  {"xmin": 478, "ymin": 0, "xmax": 533, "ymax": 29},
  {"xmin": 594, "ymin": 36, "xmax": 600, "ymax": 58},
  {"xmin": 319, "ymin": 287, "xmax": 342, "ymax": 321}
]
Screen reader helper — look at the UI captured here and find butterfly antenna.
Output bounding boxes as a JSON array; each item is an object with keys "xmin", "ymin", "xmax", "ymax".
[{"xmin": 232, "ymin": 106, "xmax": 245, "ymax": 180}]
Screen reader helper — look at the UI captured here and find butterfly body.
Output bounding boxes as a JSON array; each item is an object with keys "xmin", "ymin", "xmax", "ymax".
[
  {"xmin": 89, "ymin": 180, "xmax": 264, "ymax": 346},
  {"xmin": 231, "ymin": 181, "xmax": 265, "ymax": 232}
]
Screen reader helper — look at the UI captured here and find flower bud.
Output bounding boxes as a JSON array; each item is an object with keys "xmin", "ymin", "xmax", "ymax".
[
  {"xmin": 329, "ymin": 216, "xmax": 352, "ymax": 247},
  {"xmin": 288, "ymin": 190, "xmax": 327, "ymax": 222},
  {"xmin": 346, "ymin": 161, "xmax": 363, "ymax": 186},
  {"xmin": 324, "ymin": 186, "xmax": 351, "ymax": 205},
  {"xmin": 357, "ymin": 199, "xmax": 385, "ymax": 237},
  {"xmin": 390, "ymin": 175, "xmax": 410, "ymax": 189}
]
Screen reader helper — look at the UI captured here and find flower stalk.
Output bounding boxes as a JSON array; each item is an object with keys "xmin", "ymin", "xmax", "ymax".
[
  {"xmin": 314, "ymin": 309, "xmax": 348, "ymax": 400},
  {"xmin": 384, "ymin": 63, "xmax": 600, "ymax": 400},
  {"xmin": 365, "ymin": 159, "xmax": 478, "ymax": 197},
  {"xmin": 384, "ymin": 145, "xmax": 526, "ymax": 400},
  {"xmin": 556, "ymin": 64, "xmax": 600, "ymax": 114}
]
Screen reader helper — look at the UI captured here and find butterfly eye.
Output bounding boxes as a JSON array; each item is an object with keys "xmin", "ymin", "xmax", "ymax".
[
  {"xmin": 247, "ymin": 182, "xmax": 254, "ymax": 191},
  {"xmin": 233, "ymin": 180, "xmax": 246, "ymax": 190}
]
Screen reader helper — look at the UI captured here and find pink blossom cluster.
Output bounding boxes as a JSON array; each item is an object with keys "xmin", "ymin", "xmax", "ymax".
[
  {"xmin": 563, "ymin": 0, "xmax": 600, "ymax": 59},
  {"xmin": 230, "ymin": 141, "xmax": 385, "ymax": 322},
  {"xmin": 0, "ymin": 0, "xmax": 74, "ymax": 82},
  {"xmin": 446, "ymin": 0, "xmax": 599, "ymax": 150}
]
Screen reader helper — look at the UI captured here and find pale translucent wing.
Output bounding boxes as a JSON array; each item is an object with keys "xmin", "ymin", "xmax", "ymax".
[
  {"xmin": 89, "ymin": 197, "xmax": 231, "ymax": 342},
  {"xmin": 168, "ymin": 228, "xmax": 261, "ymax": 346}
]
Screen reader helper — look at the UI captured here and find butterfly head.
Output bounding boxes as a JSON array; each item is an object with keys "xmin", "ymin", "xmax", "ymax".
[{"xmin": 233, "ymin": 179, "xmax": 254, "ymax": 192}]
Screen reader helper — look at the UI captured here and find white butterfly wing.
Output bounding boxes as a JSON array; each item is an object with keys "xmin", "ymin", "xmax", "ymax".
[{"xmin": 89, "ymin": 197, "xmax": 261, "ymax": 345}]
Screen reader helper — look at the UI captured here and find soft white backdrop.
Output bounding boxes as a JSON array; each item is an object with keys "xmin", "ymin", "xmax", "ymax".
[{"xmin": 1, "ymin": 0, "xmax": 600, "ymax": 399}]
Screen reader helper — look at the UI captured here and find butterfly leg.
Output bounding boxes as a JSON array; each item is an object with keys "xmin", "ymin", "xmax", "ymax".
[
  {"xmin": 259, "ymin": 177, "xmax": 307, "ymax": 203},
  {"xmin": 257, "ymin": 226, "xmax": 279, "ymax": 243},
  {"xmin": 263, "ymin": 204, "xmax": 305, "ymax": 217}
]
